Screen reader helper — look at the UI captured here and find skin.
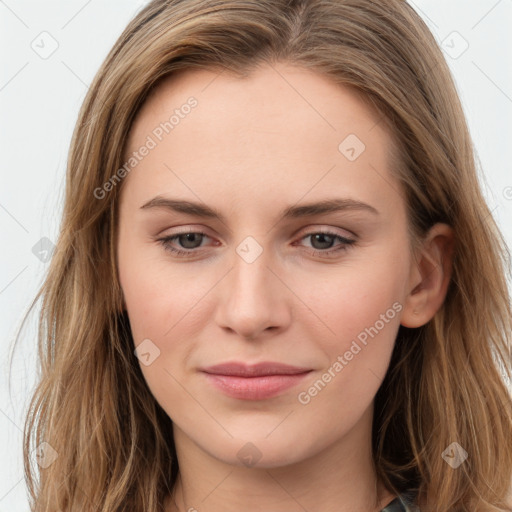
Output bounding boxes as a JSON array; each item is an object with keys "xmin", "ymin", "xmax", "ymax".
[{"xmin": 116, "ymin": 62, "xmax": 453, "ymax": 512}]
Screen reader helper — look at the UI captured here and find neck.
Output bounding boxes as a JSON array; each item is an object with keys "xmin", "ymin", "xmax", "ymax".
[{"xmin": 165, "ymin": 405, "xmax": 396, "ymax": 512}]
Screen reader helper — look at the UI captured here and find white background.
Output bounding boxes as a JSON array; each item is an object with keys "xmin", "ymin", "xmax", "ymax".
[{"xmin": 1, "ymin": 0, "xmax": 511, "ymax": 510}]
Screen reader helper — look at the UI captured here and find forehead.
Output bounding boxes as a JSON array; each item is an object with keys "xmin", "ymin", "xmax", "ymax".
[
  {"xmin": 129, "ymin": 63, "xmax": 386, "ymax": 140},
  {"xmin": 121, "ymin": 62, "xmax": 404, "ymax": 219}
]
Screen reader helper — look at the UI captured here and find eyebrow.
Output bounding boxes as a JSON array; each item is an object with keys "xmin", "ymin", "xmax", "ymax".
[{"xmin": 140, "ymin": 196, "xmax": 379, "ymax": 223}]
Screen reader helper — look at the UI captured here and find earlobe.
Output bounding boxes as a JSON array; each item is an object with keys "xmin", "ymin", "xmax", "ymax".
[{"xmin": 401, "ymin": 223, "xmax": 455, "ymax": 328}]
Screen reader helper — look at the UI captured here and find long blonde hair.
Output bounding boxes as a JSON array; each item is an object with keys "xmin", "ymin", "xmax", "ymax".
[{"xmin": 19, "ymin": 0, "xmax": 512, "ymax": 510}]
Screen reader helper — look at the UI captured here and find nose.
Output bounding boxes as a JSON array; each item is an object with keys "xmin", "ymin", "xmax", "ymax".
[{"xmin": 213, "ymin": 248, "xmax": 292, "ymax": 341}]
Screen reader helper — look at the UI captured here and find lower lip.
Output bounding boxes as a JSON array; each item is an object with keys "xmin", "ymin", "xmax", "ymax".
[{"xmin": 202, "ymin": 372, "xmax": 311, "ymax": 400}]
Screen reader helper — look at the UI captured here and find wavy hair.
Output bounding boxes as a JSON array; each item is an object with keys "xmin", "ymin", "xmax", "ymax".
[{"xmin": 19, "ymin": 0, "xmax": 512, "ymax": 510}]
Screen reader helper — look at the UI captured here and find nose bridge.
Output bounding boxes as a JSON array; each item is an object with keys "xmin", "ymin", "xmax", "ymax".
[
  {"xmin": 215, "ymin": 238, "xmax": 290, "ymax": 340},
  {"xmin": 231, "ymin": 245, "xmax": 272, "ymax": 301}
]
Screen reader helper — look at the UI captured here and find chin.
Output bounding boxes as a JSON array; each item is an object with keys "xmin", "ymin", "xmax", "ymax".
[{"xmin": 197, "ymin": 432, "xmax": 316, "ymax": 470}]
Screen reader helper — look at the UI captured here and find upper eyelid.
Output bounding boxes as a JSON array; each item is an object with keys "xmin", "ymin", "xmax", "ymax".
[{"xmin": 161, "ymin": 224, "xmax": 356, "ymax": 239}]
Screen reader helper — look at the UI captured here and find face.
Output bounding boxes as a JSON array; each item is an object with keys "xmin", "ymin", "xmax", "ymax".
[{"xmin": 116, "ymin": 62, "xmax": 415, "ymax": 468}]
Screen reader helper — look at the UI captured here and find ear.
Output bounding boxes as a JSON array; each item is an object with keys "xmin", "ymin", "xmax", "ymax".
[{"xmin": 401, "ymin": 223, "xmax": 455, "ymax": 328}]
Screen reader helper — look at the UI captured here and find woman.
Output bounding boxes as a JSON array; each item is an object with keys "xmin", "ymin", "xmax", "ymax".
[{"xmin": 22, "ymin": 1, "xmax": 512, "ymax": 511}]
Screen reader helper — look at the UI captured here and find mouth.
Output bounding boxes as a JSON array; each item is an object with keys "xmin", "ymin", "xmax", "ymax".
[{"xmin": 200, "ymin": 361, "xmax": 313, "ymax": 400}]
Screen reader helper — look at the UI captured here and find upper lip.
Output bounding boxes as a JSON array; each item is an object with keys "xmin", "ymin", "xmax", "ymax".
[{"xmin": 200, "ymin": 362, "xmax": 312, "ymax": 377}]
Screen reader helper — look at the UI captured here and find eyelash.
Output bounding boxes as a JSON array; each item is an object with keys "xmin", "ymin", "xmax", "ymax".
[{"xmin": 156, "ymin": 229, "xmax": 356, "ymax": 259}]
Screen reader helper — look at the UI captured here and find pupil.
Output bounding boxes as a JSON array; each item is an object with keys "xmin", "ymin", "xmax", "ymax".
[
  {"xmin": 180, "ymin": 233, "xmax": 201, "ymax": 248},
  {"xmin": 313, "ymin": 233, "xmax": 333, "ymax": 250}
]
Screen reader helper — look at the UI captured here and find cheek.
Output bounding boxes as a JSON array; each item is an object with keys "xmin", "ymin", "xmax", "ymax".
[
  {"xmin": 293, "ymin": 295, "xmax": 402, "ymax": 434},
  {"xmin": 297, "ymin": 254, "xmax": 406, "ymax": 349},
  {"xmin": 117, "ymin": 247, "xmax": 207, "ymax": 413},
  {"xmin": 117, "ymin": 235, "xmax": 200, "ymax": 342},
  {"xmin": 292, "ymin": 251, "xmax": 407, "ymax": 403}
]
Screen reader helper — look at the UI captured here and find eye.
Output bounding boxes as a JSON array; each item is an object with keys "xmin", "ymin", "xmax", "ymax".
[
  {"xmin": 156, "ymin": 229, "xmax": 356, "ymax": 259},
  {"xmin": 295, "ymin": 230, "xmax": 356, "ymax": 258},
  {"xmin": 157, "ymin": 230, "xmax": 212, "ymax": 256}
]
